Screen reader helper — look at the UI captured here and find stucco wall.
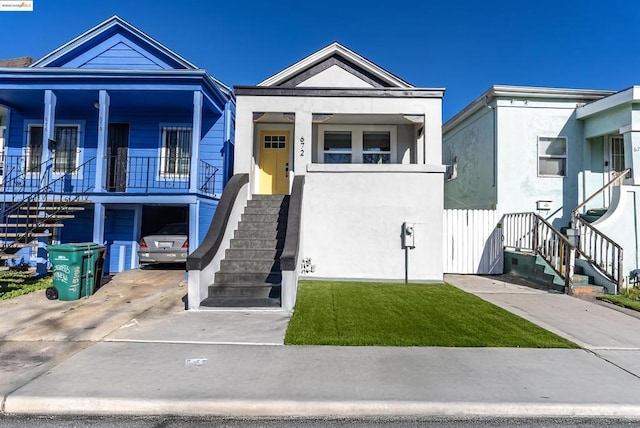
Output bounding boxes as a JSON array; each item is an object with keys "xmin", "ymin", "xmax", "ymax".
[
  {"xmin": 235, "ymin": 95, "xmax": 443, "ymax": 177},
  {"xmin": 443, "ymin": 106, "xmax": 496, "ymax": 209},
  {"xmin": 300, "ymin": 166, "xmax": 444, "ymax": 281},
  {"xmin": 496, "ymin": 100, "xmax": 583, "ymax": 228}
]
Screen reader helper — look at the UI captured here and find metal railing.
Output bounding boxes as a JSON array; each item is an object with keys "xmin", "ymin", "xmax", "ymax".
[
  {"xmin": 0, "ymin": 157, "xmax": 95, "ymax": 257},
  {"xmin": 198, "ymin": 160, "xmax": 219, "ymax": 197},
  {"xmin": 503, "ymin": 212, "xmax": 575, "ymax": 293},
  {"xmin": 105, "ymin": 155, "xmax": 219, "ymax": 196}
]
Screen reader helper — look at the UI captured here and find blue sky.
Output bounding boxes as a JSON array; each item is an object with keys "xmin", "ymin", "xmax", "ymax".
[{"xmin": 0, "ymin": 0, "xmax": 637, "ymax": 120}]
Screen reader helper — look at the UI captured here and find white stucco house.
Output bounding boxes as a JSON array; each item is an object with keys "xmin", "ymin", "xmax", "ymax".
[
  {"xmin": 187, "ymin": 42, "xmax": 446, "ymax": 310},
  {"xmin": 443, "ymin": 85, "xmax": 640, "ymax": 289}
]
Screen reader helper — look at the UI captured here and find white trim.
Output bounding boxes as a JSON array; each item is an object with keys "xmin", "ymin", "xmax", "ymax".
[
  {"xmin": 306, "ymin": 163, "xmax": 445, "ymax": 173},
  {"xmin": 318, "ymin": 124, "xmax": 397, "ymax": 164},
  {"xmin": 159, "ymin": 124, "xmax": 192, "ymax": 180},
  {"xmin": 24, "ymin": 121, "xmax": 84, "ymax": 177},
  {"xmin": 576, "ymin": 87, "xmax": 635, "ymax": 119},
  {"xmin": 31, "ymin": 16, "xmax": 198, "ymax": 70},
  {"xmin": 258, "ymin": 42, "xmax": 412, "ymax": 88},
  {"xmin": 537, "ymin": 136, "xmax": 567, "ymax": 178}
]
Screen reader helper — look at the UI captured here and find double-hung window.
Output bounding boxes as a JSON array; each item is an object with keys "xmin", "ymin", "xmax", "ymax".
[
  {"xmin": 363, "ymin": 131, "xmax": 391, "ymax": 164},
  {"xmin": 538, "ymin": 136, "xmax": 567, "ymax": 177},
  {"xmin": 27, "ymin": 124, "xmax": 80, "ymax": 174},
  {"xmin": 319, "ymin": 125, "xmax": 396, "ymax": 164},
  {"xmin": 161, "ymin": 126, "xmax": 191, "ymax": 177},
  {"xmin": 323, "ymin": 131, "xmax": 352, "ymax": 164}
]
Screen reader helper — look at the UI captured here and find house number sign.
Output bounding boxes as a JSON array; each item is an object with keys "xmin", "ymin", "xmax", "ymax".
[{"xmin": 300, "ymin": 137, "xmax": 305, "ymax": 156}]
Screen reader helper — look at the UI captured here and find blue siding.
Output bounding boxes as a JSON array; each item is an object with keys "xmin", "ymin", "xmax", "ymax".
[
  {"xmin": 58, "ymin": 34, "xmax": 175, "ymax": 70},
  {"xmin": 81, "ymin": 42, "xmax": 164, "ymax": 69},
  {"xmin": 198, "ymin": 200, "xmax": 218, "ymax": 244},
  {"xmin": 60, "ymin": 207, "xmax": 94, "ymax": 243},
  {"xmin": 104, "ymin": 209, "xmax": 136, "ymax": 273},
  {"xmin": 199, "ymin": 115, "xmax": 225, "ymax": 195}
]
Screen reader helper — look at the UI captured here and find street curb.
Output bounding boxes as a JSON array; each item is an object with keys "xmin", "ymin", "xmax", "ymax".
[{"xmin": 6, "ymin": 397, "xmax": 640, "ymax": 418}]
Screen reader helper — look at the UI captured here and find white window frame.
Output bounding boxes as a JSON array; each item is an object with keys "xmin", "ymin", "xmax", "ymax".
[
  {"xmin": 537, "ymin": 136, "xmax": 567, "ymax": 178},
  {"xmin": 25, "ymin": 122, "xmax": 83, "ymax": 177},
  {"xmin": 318, "ymin": 124, "xmax": 397, "ymax": 164},
  {"xmin": 159, "ymin": 125, "xmax": 192, "ymax": 179}
]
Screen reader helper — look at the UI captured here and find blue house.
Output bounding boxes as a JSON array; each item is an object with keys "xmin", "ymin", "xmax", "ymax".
[{"xmin": 0, "ymin": 16, "xmax": 234, "ymax": 273}]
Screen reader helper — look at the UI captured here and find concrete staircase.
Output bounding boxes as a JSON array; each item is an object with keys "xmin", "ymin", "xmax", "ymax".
[
  {"xmin": 581, "ymin": 208, "xmax": 608, "ymax": 224},
  {"xmin": 201, "ymin": 195, "xmax": 289, "ymax": 308},
  {"xmin": 503, "ymin": 250, "xmax": 604, "ymax": 296}
]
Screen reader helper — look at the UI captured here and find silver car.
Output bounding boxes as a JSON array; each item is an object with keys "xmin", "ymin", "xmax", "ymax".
[{"xmin": 138, "ymin": 223, "xmax": 189, "ymax": 265}]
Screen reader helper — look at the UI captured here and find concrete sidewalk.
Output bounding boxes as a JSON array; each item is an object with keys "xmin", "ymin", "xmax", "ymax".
[{"xmin": 4, "ymin": 273, "xmax": 640, "ymax": 418}]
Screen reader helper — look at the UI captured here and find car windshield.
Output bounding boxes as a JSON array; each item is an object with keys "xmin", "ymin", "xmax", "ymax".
[{"xmin": 154, "ymin": 223, "xmax": 188, "ymax": 235}]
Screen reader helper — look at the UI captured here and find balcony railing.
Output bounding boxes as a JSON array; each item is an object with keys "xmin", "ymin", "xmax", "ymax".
[{"xmin": 1, "ymin": 153, "xmax": 219, "ymax": 197}]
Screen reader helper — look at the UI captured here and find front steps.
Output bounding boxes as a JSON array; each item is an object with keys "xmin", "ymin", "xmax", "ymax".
[
  {"xmin": 200, "ymin": 195, "xmax": 289, "ymax": 308},
  {"xmin": 0, "ymin": 200, "xmax": 90, "ymax": 261},
  {"xmin": 504, "ymin": 250, "xmax": 605, "ymax": 296}
]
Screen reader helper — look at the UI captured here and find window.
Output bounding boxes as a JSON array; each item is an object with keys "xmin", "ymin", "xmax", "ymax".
[
  {"xmin": 27, "ymin": 125, "xmax": 80, "ymax": 174},
  {"xmin": 363, "ymin": 131, "xmax": 391, "ymax": 164},
  {"xmin": 538, "ymin": 137, "xmax": 566, "ymax": 177},
  {"xmin": 161, "ymin": 126, "xmax": 191, "ymax": 176},
  {"xmin": 323, "ymin": 131, "xmax": 352, "ymax": 164},
  {"xmin": 319, "ymin": 125, "xmax": 397, "ymax": 164}
]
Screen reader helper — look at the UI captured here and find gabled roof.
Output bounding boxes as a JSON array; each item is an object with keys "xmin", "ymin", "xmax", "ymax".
[
  {"xmin": 30, "ymin": 15, "xmax": 198, "ymax": 70},
  {"xmin": 258, "ymin": 42, "xmax": 413, "ymax": 88}
]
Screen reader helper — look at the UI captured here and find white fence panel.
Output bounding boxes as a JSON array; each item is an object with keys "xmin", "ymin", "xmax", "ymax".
[{"xmin": 443, "ymin": 209, "xmax": 503, "ymax": 274}]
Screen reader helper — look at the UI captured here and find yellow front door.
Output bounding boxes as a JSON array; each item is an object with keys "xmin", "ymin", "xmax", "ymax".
[{"xmin": 258, "ymin": 130, "xmax": 290, "ymax": 195}]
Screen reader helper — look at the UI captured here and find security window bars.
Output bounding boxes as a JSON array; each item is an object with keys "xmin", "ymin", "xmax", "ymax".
[
  {"xmin": 161, "ymin": 126, "xmax": 191, "ymax": 176},
  {"xmin": 538, "ymin": 137, "xmax": 567, "ymax": 177},
  {"xmin": 27, "ymin": 125, "xmax": 80, "ymax": 174}
]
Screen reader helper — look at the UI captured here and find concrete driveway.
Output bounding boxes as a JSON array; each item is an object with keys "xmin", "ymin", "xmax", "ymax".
[
  {"xmin": 0, "ymin": 267, "xmax": 187, "ymax": 399},
  {"xmin": 0, "ymin": 266, "xmax": 292, "ymax": 402}
]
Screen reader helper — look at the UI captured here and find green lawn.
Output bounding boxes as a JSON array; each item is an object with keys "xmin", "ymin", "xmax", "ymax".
[
  {"xmin": 597, "ymin": 294, "xmax": 640, "ymax": 312},
  {"xmin": 0, "ymin": 270, "xmax": 52, "ymax": 300},
  {"xmin": 285, "ymin": 280, "xmax": 578, "ymax": 348}
]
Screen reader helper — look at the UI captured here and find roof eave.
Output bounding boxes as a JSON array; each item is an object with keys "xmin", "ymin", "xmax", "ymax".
[
  {"xmin": 444, "ymin": 85, "xmax": 616, "ymax": 134},
  {"xmin": 31, "ymin": 16, "xmax": 198, "ymax": 70},
  {"xmin": 257, "ymin": 42, "xmax": 413, "ymax": 88},
  {"xmin": 234, "ymin": 86, "xmax": 444, "ymax": 98}
]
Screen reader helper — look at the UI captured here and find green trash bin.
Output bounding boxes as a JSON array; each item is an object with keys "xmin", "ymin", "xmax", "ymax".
[{"xmin": 47, "ymin": 243, "xmax": 107, "ymax": 301}]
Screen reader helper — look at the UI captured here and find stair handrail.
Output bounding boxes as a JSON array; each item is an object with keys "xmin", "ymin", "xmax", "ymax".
[
  {"xmin": 0, "ymin": 157, "xmax": 95, "ymax": 258},
  {"xmin": 2, "ymin": 155, "xmax": 53, "ymax": 196},
  {"xmin": 503, "ymin": 212, "xmax": 575, "ymax": 293},
  {"xmin": 573, "ymin": 216, "xmax": 623, "ymax": 293},
  {"xmin": 572, "ymin": 168, "xmax": 631, "ymax": 223},
  {"xmin": 281, "ymin": 175, "xmax": 305, "ymax": 271}
]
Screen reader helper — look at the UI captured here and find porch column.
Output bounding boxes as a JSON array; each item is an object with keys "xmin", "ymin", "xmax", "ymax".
[
  {"xmin": 94, "ymin": 90, "xmax": 110, "ymax": 192},
  {"xmin": 93, "ymin": 202, "xmax": 105, "ymax": 245},
  {"xmin": 36, "ymin": 90, "xmax": 56, "ymax": 276},
  {"xmin": 294, "ymin": 111, "xmax": 312, "ymax": 175},
  {"xmin": 190, "ymin": 91, "xmax": 203, "ymax": 193},
  {"xmin": 41, "ymin": 90, "xmax": 56, "ymax": 185}
]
